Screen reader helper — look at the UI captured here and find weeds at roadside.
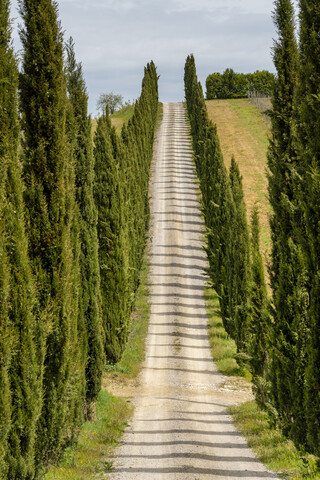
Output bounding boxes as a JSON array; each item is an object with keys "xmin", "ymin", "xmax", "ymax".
[
  {"xmin": 205, "ymin": 284, "xmax": 251, "ymax": 380},
  {"xmin": 43, "ymin": 391, "xmax": 132, "ymax": 480},
  {"xmin": 230, "ymin": 402, "xmax": 320, "ymax": 480}
]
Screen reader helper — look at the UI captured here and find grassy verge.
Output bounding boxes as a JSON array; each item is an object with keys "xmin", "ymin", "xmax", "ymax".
[
  {"xmin": 43, "ymin": 392, "xmax": 132, "ymax": 480},
  {"xmin": 105, "ymin": 255, "xmax": 151, "ymax": 380},
  {"xmin": 230, "ymin": 402, "xmax": 320, "ymax": 480},
  {"xmin": 205, "ymin": 285, "xmax": 251, "ymax": 379},
  {"xmin": 43, "ymin": 253, "xmax": 150, "ymax": 479}
]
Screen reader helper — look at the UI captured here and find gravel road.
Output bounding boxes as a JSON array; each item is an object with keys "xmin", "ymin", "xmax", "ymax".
[{"xmin": 109, "ymin": 102, "xmax": 277, "ymax": 479}]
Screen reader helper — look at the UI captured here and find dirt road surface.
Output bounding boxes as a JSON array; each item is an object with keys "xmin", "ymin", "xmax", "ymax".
[{"xmin": 108, "ymin": 102, "xmax": 277, "ymax": 479}]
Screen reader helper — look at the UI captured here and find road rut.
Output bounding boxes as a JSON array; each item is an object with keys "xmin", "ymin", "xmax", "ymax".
[{"xmin": 109, "ymin": 102, "xmax": 277, "ymax": 479}]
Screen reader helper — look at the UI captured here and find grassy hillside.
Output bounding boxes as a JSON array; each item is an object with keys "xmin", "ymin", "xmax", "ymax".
[
  {"xmin": 206, "ymin": 99, "xmax": 271, "ymax": 262},
  {"xmin": 92, "ymin": 104, "xmax": 135, "ymax": 136}
]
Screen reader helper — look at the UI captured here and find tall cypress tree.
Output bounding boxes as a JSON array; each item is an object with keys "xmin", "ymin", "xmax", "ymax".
[
  {"xmin": 249, "ymin": 205, "xmax": 270, "ymax": 409},
  {"xmin": 65, "ymin": 38, "xmax": 105, "ymax": 419},
  {"xmin": 0, "ymin": 7, "xmax": 14, "ymax": 476},
  {"xmin": 229, "ymin": 157, "xmax": 251, "ymax": 354},
  {"xmin": 297, "ymin": 0, "xmax": 320, "ymax": 455},
  {"xmin": 94, "ymin": 112, "xmax": 129, "ymax": 363},
  {"xmin": 0, "ymin": 1, "xmax": 43, "ymax": 478},
  {"xmin": 267, "ymin": 0, "xmax": 308, "ymax": 443},
  {"xmin": 19, "ymin": 0, "xmax": 83, "ymax": 466}
]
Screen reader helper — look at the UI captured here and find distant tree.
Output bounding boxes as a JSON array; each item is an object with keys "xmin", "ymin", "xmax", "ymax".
[
  {"xmin": 96, "ymin": 92, "xmax": 123, "ymax": 114},
  {"xmin": 206, "ymin": 69, "xmax": 275, "ymax": 99}
]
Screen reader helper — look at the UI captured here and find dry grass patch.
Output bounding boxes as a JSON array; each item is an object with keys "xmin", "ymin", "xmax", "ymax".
[{"xmin": 206, "ymin": 98, "xmax": 271, "ymax": 269}]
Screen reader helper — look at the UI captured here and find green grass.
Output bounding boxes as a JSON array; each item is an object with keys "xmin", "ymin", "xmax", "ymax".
[
  {"xmin": 205, "ymin": 285, "xmax": 251, "ymax": 379},
  {"xmin": 110, "ymin": 104, "xmax": 134, "ymax": 134},
  {"xmin": 43, "ymin": 391, "xmax": 132, "ymax": 480},
  {"xmin": 91, "ymin": 104, "xmax": 134, "ymax": 136},
  {"xmin": 105, "ymin": 255, "xmax": 151, "ymax": 379},
  {"xmin": 230, "ymin": 402, "xmax": 320, "ymax": 480}
]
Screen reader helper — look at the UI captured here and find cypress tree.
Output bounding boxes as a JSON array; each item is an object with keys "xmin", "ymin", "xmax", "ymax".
[
  {"xmin": 267, "ymin": 0, "xmax": 309, "ymax": 443},
  {"xmin": 229, "ymin": 157, "xmax": 251, "ymax": 354},
  {"xmin": 1, "ymin": 1, "xmax": 43, "ymax": 478},
  {"xmin": 19, "ymin": 0, "xmax": 83, "ymax": 465},
  {"xmin": 296, "ymin": 0, "xmax": 320, "ymax": 455},
  {"xmin": 203, "ymin": 126, "xmax": 234, "ymax": 333},
  {"xmin": 0, "ymin": 6, "xmax": 14, "ymax": 476},
  {"xmin": 65, "ymin": 37, "xmax": 105, "ymax": 419},
  {"xmin": 94, "ymin": 112, "xmax": 129, "ymax": 363},
  {"xmin": 249, "ymin": 205, "xmax": 270, "ymax": 409}
]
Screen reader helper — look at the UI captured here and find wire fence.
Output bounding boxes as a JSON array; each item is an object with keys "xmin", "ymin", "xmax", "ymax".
[
  {"xmin": 248, "ymin": 91, "xmax": 272, "ymax": 111},
  {"xmin": 247, "ymin": 91, "xmax": 272, "ymax": 125}
]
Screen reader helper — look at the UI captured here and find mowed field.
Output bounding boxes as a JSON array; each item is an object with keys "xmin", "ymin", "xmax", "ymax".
[{"xmin": 206, "ymin": 98, "xmax": 271, "ymax": 265}]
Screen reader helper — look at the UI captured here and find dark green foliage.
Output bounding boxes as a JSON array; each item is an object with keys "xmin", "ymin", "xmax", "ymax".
[
  {"xmin": 94, "ymin": 62, "xmax": 158, "ymax": 364},
  {"xmin": 296, "ymin": 0, "xmax": 320, "ymax": 456},
  {"xmin": 94, "ymin": 113, "xmax": 129, "ymax": 363},
  {"xmin": 229, "ymin": 157, "xmax": 251, "ymax": 353},
  {"xmin": 267, "ymin": 0, "xmax": 310, "ymax": 448},
  {"xmin": 19, "ymin": 0, "xmax": 84, "ymax": 467},
  {"xmin": 65, "ymin": 38, "xmax": 105, "ymax": 416},
  {"xmin": 0, "ymin": 1, "xmax": 43, "ymax": 478},
  {"xmin": 206, "ymin": 69, "xmax": 275, "ymax": 99},
  {"xmin": 184, "ymin": 55, "xmax": 253, "ymax": 356},
  {"xmin": 249, "ymin": 206, "xmax": 270, "ymax": 408}
]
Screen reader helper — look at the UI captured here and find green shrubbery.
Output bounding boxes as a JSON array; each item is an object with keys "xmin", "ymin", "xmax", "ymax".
[{"xmin": 206, "ymin": 68, "xmax": 275, "ymax": 99}]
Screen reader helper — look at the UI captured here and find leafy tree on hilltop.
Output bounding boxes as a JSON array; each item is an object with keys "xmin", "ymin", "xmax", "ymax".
[{"xmin": 97, "ymin": 92, "xmax": 123, "ymax": 114}]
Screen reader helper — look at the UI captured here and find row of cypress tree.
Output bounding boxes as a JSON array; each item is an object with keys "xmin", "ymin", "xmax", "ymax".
[
  {"xmin": 0, "ymin": 0, "xmax": 158, "ymax": 478},
  {"xmin": 186, "ymin": 0, "xmax": 320, "ymax": 458},
  {"xmin": 184, "ymin": 54, "xmax": 270, "ymax": 404},
  {"xmin": 268, "ymin": 0, "xmax": 320, "ymax": 457}
]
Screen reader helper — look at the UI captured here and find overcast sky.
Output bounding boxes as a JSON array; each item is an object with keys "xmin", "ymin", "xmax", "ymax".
[{"xmin": 10, "ymin": 0, "xmax": 291, "ymax": 116}]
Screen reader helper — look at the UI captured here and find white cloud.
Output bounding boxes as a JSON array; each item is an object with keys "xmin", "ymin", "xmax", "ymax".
[{"xmin": 10, "ymin": 0, "xmax": 278, "ymax": 115}]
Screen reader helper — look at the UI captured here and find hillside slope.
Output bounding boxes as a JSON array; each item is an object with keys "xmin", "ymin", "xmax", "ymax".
[{"xmin": 206, "ymin": 99, "xmax": 271, "ymax": 259}]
